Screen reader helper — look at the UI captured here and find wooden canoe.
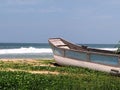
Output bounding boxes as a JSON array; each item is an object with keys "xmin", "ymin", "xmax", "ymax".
[{"xmin": 48, "ymin": 38, "xmax": 120, "ymax": 74}]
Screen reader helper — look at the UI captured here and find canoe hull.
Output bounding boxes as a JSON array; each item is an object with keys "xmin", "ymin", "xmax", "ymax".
[
  {"xmin": 49, "ymin": 38, "xmax": 120, "ymax": 74},
  {"xmin": 54, "ymin": 55, "xmax": 120, "ymax": 73}
]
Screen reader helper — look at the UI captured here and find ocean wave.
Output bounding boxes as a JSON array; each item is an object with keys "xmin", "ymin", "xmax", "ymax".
[
  {"xmin": 96, "ymin": 48, "xmax": 117, "ymax": 51},
  {"xmin": 0, "ymin": 47, "xmax": 53, "ymax": 54},
  {"xmin": 0, "ymin": 47, "xmax": 117, "ymax": 55}
]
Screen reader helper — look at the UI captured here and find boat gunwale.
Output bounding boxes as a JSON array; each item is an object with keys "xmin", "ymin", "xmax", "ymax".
[{"xmin": 48, "ymin": 38, "xmax": 120, "ymax": 57}]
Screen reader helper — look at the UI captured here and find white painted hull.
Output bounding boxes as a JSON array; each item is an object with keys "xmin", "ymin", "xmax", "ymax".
[
  {"xmin": 49, "ymin": 38, "xmax": 120, "ymax": 74},
  {"xmin": 54, "ymin": 55, "xmax": 120, "ymax": 73}
]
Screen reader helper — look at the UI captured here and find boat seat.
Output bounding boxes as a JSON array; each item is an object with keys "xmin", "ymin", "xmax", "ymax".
[
  {"xmin": 49, "ymin": 39, "xmax": 70, "ymax": 49},
  {"xmin": 57, "ymin": 44, "xmax": 70, "ymax": 49},
  {"xmin": 51, "ymin": 40, "xmax": 65, "ymax": 46}
]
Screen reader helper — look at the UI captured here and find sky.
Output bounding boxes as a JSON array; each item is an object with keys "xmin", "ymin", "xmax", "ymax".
[{"xmin": 0, "ymin": 0, "xmax": 120, "ymax": 44}]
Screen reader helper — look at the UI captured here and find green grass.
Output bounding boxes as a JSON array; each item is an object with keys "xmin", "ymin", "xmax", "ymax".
[{"xmin": 0, "ymin": 59, "xmax": 120, "ymax": 90}]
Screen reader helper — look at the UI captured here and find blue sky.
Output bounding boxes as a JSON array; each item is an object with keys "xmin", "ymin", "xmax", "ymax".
[{"xmin": 0, "ymin": 0, "xmax": 120, "ymax": 43}]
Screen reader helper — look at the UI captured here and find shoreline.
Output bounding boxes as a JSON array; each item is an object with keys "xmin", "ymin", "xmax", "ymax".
[
  {"xmin": 0, "ymin": 58, "xmax": 54, "ymax": 66},
  {"xmin": 0, "ymin": 58, "xmax": 54, "ymax": 61}
]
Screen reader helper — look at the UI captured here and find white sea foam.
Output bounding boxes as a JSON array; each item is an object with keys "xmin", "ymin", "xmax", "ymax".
[
  {"xmin": 96, "ymin": 48, "xmax": 118, "ymax": 51},
  {"xmin": 0, "ymin": 47, "xmax": 53, "ymax": 54},
  {"xmin": 0, "ymin": 47, "xmax": 117, "ymax": 55}
]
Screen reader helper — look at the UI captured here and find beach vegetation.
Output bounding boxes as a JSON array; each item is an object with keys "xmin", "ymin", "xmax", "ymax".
[{"xmin": 0, "ymin": 59, "xmax": 119, "ymax": 90}]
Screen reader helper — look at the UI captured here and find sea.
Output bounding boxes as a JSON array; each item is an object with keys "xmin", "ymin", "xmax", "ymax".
[{"xmin": 0, "ymin": 43, "xmax": 118, "ymax": 59}]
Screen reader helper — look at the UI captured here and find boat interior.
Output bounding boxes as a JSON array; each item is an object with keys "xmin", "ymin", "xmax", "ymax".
[{"xmin": 49, "ymin": 38, "xmax": 118, "ymax": 54}]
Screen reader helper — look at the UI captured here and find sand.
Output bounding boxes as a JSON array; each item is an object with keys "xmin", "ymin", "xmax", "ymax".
[{"xmin": 0, "ymin": 58, "xmax": 60, "ymax": 75}]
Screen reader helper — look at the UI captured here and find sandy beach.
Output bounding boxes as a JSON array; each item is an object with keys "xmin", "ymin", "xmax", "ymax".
[{"xmin": 0, "ymin": 58, "xmax": 60, "ymax": 75}]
